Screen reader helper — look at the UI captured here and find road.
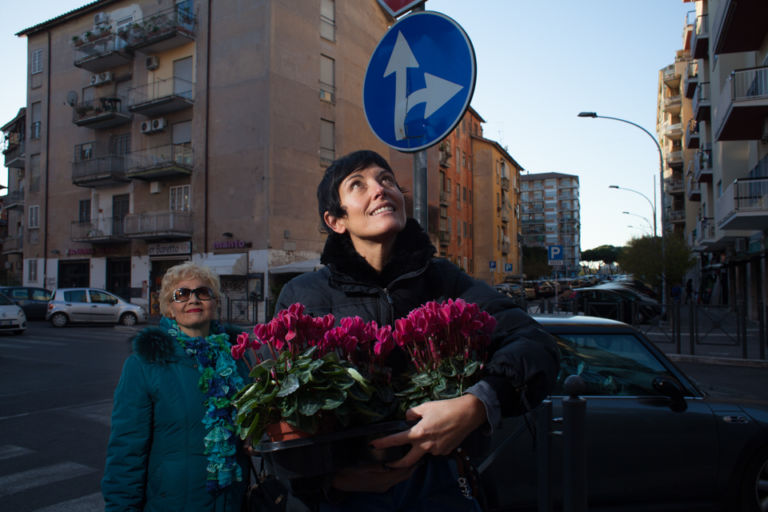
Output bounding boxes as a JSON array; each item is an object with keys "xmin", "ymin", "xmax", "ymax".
[{"xmin": 0, "ymin": 321, "xmax": 766, "ymax": 511}]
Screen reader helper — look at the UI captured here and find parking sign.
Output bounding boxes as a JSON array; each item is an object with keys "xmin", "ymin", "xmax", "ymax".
[{"xmin": 547, "ymin": 245, "xmax": 564, "ymax": 266}]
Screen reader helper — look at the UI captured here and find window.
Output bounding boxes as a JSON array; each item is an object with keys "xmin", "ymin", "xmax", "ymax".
[
  {"xmin": 320, "ymin": 119, "xmax": 335, "ymax": 162},
  {"xmin": 75, "ymin": 142, "xmax": 94, "ymax": 161},
  {"xmin": 79, "ymin": 199, "xmax": 91, "ymax": 223},
  {"xmin": 90, "ymin": 290, "xmax": 117, "ymax": 304},
  {"xmin": 28, "ymin": 205, "xmax": 40, "ymax": 229},
  {"xmin": 30, "ymin": 154, "xmax": 41, "ymax": 192},
  {"xmin": 172, "ymin": 122, "xmax": 192, "ymax": 166},
  {"xmin": 30, "ymin": 49, "xmax": 43, "ymax": 75},
  {"xmin": 439, "ymin": 171, "xmax": 446, "ymax": 194},
  {"xmin": 170, "ymin": 185, "xmax": 191, "ymax": 211},
  {"xmin": 320, "ymin": 55, "xmax": 335, "ymax": 102},
  {"xmin": 31, "ymin": 102, "xmax": 41, "ymax": 140},
  {"xmin": 63, "ymin": 290, "xmax": 87, "ymax": 303},
  {"xmin": 456, "ymin": 184, "xmax": 461, "ymax": 208},
  {"xmin": 28, "ymin": 260, "xmax": 37, "ymax": 282},
  {"xmin": 320, "ymin": 0, "xmax": 335, "ymax": 41},
  {"xmin": 110, "ymin": 134, "xmax": 131, "ymax": 155}
]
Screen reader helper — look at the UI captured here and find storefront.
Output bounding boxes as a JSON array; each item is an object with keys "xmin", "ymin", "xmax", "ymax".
[{"xmin": 148, "ymin": 241, "xmax": 191, "ymax": 316}]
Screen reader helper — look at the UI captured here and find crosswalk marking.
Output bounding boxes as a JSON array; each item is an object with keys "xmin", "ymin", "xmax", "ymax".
[
  {"xmin": 32, "ymin": 492, "xmax": 104, "ymax": 512},
  {"xmin": 0, "ymin": 445, "xmax": 33, "ymax": 461},
  {"xmin": 0, "ymin": 462, "xmax": 94, "ymax": 497}
]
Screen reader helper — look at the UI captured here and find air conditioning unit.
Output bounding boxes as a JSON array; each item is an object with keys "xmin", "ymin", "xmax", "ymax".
[
  {"xmin": 151, "ymin": 117, "xmax": 166, "ymax": 131},
  {"xmin": 94, "ymin": 12, "xmax": 109, "ymax": 26},
  {"xmin": 319, "ymin": 89, "xmax": 334, "ymax": 103},
  {"xmin": 145, "ymin": 55, "xmax": 159, "ymax": 70},
  {"xmin": 139, "ymin": 120, "xmax": 152, "ymax": 134},
  {"xmin": 89, "ymin": 71, "xmax": 113, "ymax": 86}
]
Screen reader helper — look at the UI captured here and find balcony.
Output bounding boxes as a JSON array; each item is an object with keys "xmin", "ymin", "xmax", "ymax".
[
  {"xmin": 687, "ymin": 173, "xmax": 701, "ymax": 201},
  {"xmin": 129, "ymin": 77, "xmax": 194, "ymax": 117},
  {"xmin": 125, "ymin": 144, "xmax": 193, "ymax": 180},
  {"xmin": 70, "ymin": 217, "xmax": 129, "ymax": 244},
  {"xmin": 666, "ymin": 177, "xmax": 684, "ymax": 196},
  {"xmin": 73, "ymin": 34, "xmax": 132, "ymax": 73},
  {"xmin": 120, "ymin": 6, "xmax": 197, "ymax": 54},
  {"xmin": 501, "ymin": 239, "xmax": 510, "ymax": 254},
  {"xmin": 2, "ymin": 235, "xmax": 23, "ymax": 255},
  {"xmin": 438, "ymin": 230, "xmax": 450, "ymax": 246},
  {"xmin": 666, "ymin": 150, "xmax": 684, "ymax": 168},
  {"xmin": 717, "ymin": 177, "xmax": 768, "ymax": 231},
  {"xmin": 714, "ymin": 66, "xmax": 768, "ymax": 141},
  {"xmin": 712, "ymin": 0, "xmax": 768, "ymax": 55},
  {"xmin": 72, "ymin": 97, "xmax": 131, "ymax": 129},
  {"xmin": 695, "ymin": 217, "xmax": 716, "ymax": 247},
  {"xmin": 662, "ymin": 121, "xmax": 682, "ymax": 138},
  {"xmin": 662, "ymin": 65, "xmax": 680, "ymax": 89},
  {"xmin": 501, "ymin": 176, "xmax": 509, "ymax": 190},
  {"xmin": 3, "ymin": 190, "xmax": 24, "ymax": 210},
  {"xmin": 685, "ymin": 119, "xmax": 700, "ymax": 149},
  {"xmin": 501, "ymin": 207, "xmax": 509, "ymax": 223},
  {"xmin": 691, "ymin": 14, "xmax": 709, "ymax": 59},
  {"xmin": 694, "ymin": 146, "xmax": 713, "ymax": 183},
  {"xmin": 3, "ymin": 138, "xmax": 25, "ymax": 169},
  {"xmin": 663, "ymin": 95, "xmax": 682, "ymax": 114},
  {"xmin": 684, "ymin": 61, "xmax": 698, "ymax": 99},
  {"xmin": 124, "ymin": 211, "xmax": 192, "ymax": 240},
  {"xmin": 693, "ymin": 81, "xmax": 711, "ymax": 121},
  {"xmin": 668, "ymin": 209, "xmax": 685, "ymax": 224},
  {"xmin": 72, "ymin": 155, "xmax": 129, "ymax": 187}
]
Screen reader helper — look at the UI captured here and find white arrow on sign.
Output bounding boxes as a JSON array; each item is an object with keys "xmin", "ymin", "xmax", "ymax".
[{"xmin": 384, "ymin": 31, "xmax": 463, "ymax": 141}]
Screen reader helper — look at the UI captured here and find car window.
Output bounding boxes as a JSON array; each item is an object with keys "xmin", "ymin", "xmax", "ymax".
[
  {"xmin": 9, "ymin": 289, "xmax": 28, "ymax": 299},
  {"xmin": 89, "ymin": 290, "xmax": 117, "ymax": 304},
  {"xmin": 0, "ymin": 294, "xmax": 13, "ymax": 305},
  {"xmin": 63, "ymin": 290, "xmax": 88, "ymax": 303},
  {"xmin": 31, "ymin": 289, "xmax": 51, "ymax": 301},
  {"xmin": 554, "ymin": 333, "xmax": 671, "ymax": 396}
]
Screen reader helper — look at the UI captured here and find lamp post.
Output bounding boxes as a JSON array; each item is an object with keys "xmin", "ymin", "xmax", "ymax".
[
  {"xmin": 622, "ymin": 211, "xmax": 653, "ymax": 234},
  {"xmin": 579, "ymin": 111, "xmax": 666, "ymax": 305},
  {"xmin": 609, "ymin": 186, "xmax": 657, "ymax": 237}
]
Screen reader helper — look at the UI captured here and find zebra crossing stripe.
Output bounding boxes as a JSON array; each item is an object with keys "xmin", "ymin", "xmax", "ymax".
[
  {"xmin": 0, "ymin": 462, "xmax": 94, "ymax": 497},
  {"xmin": 0, "ymin": 445, "xmax": 33, "ymax": 461},
  {"xmin": 31, "ymin": 492, "xmax": 104, "ymax": 512}
]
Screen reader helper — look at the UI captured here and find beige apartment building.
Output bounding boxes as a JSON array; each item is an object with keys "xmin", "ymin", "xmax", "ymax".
[
  {"xmin": 3, "ymin": 0, "xmax": 527, "ymax": 319},
  {"xmin": 663, "ymin": 0, "xmax": 768, "ymax": 318},
  {"xmin": 519, "ymin": 172, "xmax": 581, "ymax": 277}
]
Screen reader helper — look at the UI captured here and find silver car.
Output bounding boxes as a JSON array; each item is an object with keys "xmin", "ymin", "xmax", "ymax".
[{"xmin": 46, "ymin": 288, "xmax": 146, "ymax": 327}]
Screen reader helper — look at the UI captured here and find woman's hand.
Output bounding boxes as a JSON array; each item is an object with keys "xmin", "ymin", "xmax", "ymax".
[
  {"xmin": 331, "ymin": 463, "xmax": 416, "ymax": 493},
  {"xmin": 369, "ymin": 393, "xmax": 487, "ymax": 469}
]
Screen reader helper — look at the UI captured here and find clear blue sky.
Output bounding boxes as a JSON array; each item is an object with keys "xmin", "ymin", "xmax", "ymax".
[{"xmin": 1, "ymin": 0, "xmax": 691, "ymax": 250}]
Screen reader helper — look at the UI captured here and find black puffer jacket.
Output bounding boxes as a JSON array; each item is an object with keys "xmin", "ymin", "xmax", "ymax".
[{"xmin": 276, "ymin": 219, "xmax": 559, "ymax": 424}]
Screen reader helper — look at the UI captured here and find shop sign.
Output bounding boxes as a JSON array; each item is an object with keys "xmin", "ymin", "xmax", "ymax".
[
  {"xmin": 66, "ymin": 248, "xmax": 94, "ymax": 256},
  {"xmin": 213, "ymin": 239, "xmax": 252, "ymax": 250},
  {"xmin": 148, "ymin": 241, "xmax": 192, "ymax": 257}
]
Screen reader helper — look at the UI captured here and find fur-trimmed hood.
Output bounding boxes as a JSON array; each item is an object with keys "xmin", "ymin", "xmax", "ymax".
[
  {"xmin": 320, "ymin": 218, "xmax": 436, "ymax": 287},
  {"xmin": 132, "ymin": 322, "xmax": 244, "ymax": 364}
]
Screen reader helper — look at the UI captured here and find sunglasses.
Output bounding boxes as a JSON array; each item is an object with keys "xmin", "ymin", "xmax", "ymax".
[{"xmin": 172, "ymin": 286, "xmax": 215, "ymax": 303}]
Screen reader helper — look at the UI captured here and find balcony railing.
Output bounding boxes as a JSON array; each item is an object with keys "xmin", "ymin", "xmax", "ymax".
[
  {"xmin": 684, "ymin": 60, "xmax": 699, "ymax": 99},
  {"xmin": 691, "ymin": 14, "xmax": 709, "ymax": 59},
  {"xmin": 712, "ymin": 0, "xmax": 768, "ymax": 55},
  {"xmin": 665, "ymin": 178, "xmax": 684, "ymax": 194},
  {"xmin": 695, "ymin": 217, "xmax": 716, "ymax": 246},
  {"xmin": 714, "ymin": 66, "xmax": 768, "ymax": 141},
  {"xmin": 693, "ymin": 81, "xmax": 711, "ymax": 121},
  {"xmin": 438, "ymin": 230, "xmax": 450, "ymax": 245},
  {"xmin": 119, "ymin": 5, "xmax": 197, "ymax": 53},
  {"xmin": 663, "ymin": 95, "xmax": 682, "ymax": 113},
  {"xmin": 668, "ymin": 209, "xmax": 685, "ymax": 223},
  {"xmin": 72, "ymin": 155, "xmax": 129, "ymax": 187},
  {"xmin": 666, "ymin": 150, "xmax": 684, "ymax": 167},
  {"xmin": 73, "ymin": 33, "xmax": 133, "ymax": 72},
  {"xmin": 687, "ymin": 174, "xmax": 701, "ymax": 201},
  {"xmin": 125, "ymin": 143, "xmax": 193, "ymax": 180},
  {"xmin": 70, "ymin": 217, "xmax": 129, "ymax": 244},
  {"xmin": 663, "ymin": 121, "xmax": 683, "ymax": 138},
  {"xmin": 501, "ymin": 176, "xmax": 510, "ymax": 190},
  {"xmin": 129, "ymin": 77, "xmax": 195, "ymax": 116},
  {"xmin": 3, "ymin": 190, "xmax": 24, "ymax": 209},
  {"xmin": 717, "ymin": 177, "xmax": 768, "ymax": 231},
  {"xmin": 2, "ymin": 235, "xmax": 23, "ymax": 254},
  {"xmin": 3, "ymin": 139, "xmax": 25, "ymax": 168},
  {"xmin": 72, "ymin": 96, "xmax": 131, "ymax": 129},
  {"xmin": 124, "ymin": 211, "xmax": 192, "ymax": 240},
  {"xmin": 694, "ymin": 146, "xmax": 713, "ymax": 183},
  {"xmin": 685, "ymin": 119, "xmax": 700, "ymax": 149}
]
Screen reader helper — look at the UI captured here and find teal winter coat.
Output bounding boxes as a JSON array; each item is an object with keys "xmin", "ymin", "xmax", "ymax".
[{"xmin": 102, "ymin": 323, "xmax": 250, "ymax": 512}]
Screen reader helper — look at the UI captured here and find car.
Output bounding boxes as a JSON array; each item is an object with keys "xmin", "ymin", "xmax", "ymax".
[
  {"xmin": 46, "ymin": 287, "xmax": 146, "ymax": 327},
  {"xmin": 571, "ymin": 284, "xmax": 662, "ymax": 324},
  {"xmin": 494, "ymin": 283, "xmax": 526, "ymax": 303},
  {"xmin": 0, "ymin": 293, "xmax": 27, "ymax": 334},
  {"xmin": 475, "ymin": 315, "xmax": 768, "ymax": 511},
  {"xmin": 0, "ymin": 286, "xmax": 52, "ymax": 320}
]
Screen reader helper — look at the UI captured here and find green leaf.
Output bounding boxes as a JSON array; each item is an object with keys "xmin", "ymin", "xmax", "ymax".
[
  {"xmin": 298, "ymin": 395, "xmax": 323, "ymax": 416},
  {"xmin": 463, "ymin": 360, "xmax": 480, "ymax": 377},
  {"xmin": 277, "ymin": 374, "xmax": 300, "ymax": 397},
  {"xmin": 318, "ymin": 390, "xmax": 346, "ymax": 410}
]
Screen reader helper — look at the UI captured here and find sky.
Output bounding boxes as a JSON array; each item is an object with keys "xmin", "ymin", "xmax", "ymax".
[{"xmin": 0, "ymin": 0, "xmax": 692, "ymax": 250}]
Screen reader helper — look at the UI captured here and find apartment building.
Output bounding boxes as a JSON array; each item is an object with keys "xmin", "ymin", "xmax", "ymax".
[
  {"xmin": 1, "ymin": 108, "xmax": 26, "ymax": 284},
  {"xmin": 520, "ymin": 172, "xmax": 581, "ymax": 277},
  {"xmin": 9, "ymin": 0, "xmax": 397, "ymax": 318},
  {"xmin": 669, "ymin": 0, "xmax": 768, "ymax": 318},
  {"xmin": 471, "ymin": 134, "xmax": 522, "ymax": 285}
]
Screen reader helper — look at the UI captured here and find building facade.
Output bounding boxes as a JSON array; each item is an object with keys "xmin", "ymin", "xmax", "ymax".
[
  {"xmin": 666, "ymin": 0, "xmax": 768, "ymax": 318},
  {"xmin": 1, "ymin": 108, "xmax": 26, "ymax": 284},
  {"xmin": 520, "ymin": 172, "xmax": 581, "ymax": 277}
]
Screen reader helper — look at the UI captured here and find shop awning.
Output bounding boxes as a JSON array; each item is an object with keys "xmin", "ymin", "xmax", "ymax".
[
  {"xmin": 199, "ymin": 253, "xmax": 248, "ymax": 276},
  {"xmin": 270, "ymin": 258, "xmax": 322, "ymax": 274}
]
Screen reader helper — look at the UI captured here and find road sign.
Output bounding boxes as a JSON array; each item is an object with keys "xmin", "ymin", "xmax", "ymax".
[
  {"xmin": 489, "ymin": 261, "xmax": 497, "ymax": 271},
  {"xmin": 377, "ymin": 0, "xmax": 425, "ymax": 18},
  {"xmin": 504, "ymin": 263, "xmax": 514, "ymax": 272},
  {"xmin": 547, "ymin": 245, "xmax": 564, "ymax": 266},
  {"xmin": 363, "ymin": 11, "xmax": 476, "ymax": 152}
]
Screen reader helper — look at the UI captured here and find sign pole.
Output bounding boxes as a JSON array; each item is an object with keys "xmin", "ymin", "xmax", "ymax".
[{"xmin": 411, "ymin": 3, "xmax": 428, "ymax": 229}]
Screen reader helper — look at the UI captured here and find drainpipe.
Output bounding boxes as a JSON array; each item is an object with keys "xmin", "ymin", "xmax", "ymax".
[
  {"xmin": 42, "ymin": 31, "xmax": 52, "ymax": 287},
  {"xmin": 204, "ymin": 0, "xmax": 212, "ymax": 251}
]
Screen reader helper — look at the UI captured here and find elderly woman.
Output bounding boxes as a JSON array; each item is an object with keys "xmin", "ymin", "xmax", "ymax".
[
  {"xmin": 274, "ymin": 150, "xmax": 560, "ymax": 511},
  {"xmin": 102, "ymin": 262, "xmax": 249, "ymax": 511}
]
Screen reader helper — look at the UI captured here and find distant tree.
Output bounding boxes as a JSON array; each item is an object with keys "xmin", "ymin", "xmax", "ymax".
[
  {"xmin": 581, "ymin": 245, "xmax": 623, "ymax": 265},
  {"xmin": 618, "ymin": 234, "xmax": 695, "ymax": 293},
  {"xmin": 522, "ymin": 246, "xmax": 550, "ymax": 279}
]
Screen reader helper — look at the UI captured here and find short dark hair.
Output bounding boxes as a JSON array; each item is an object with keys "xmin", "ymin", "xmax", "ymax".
[{"xmin": 316, "ymin": 150, "xmax": 395, "ymax": 231}]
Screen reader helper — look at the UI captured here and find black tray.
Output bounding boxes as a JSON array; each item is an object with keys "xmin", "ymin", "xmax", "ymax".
[{"xmin": 255, "ymin": 420, "xmax": 413, "ymax": 480}]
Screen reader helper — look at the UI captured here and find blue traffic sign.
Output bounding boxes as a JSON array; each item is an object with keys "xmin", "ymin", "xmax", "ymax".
[
  {"xmin": 363, "ymin": 11, "xmax": 476, "ymax": 152},
  {"xmin": 489, "ymin": 261, "xmax": 497, "ymax": 271},
  {"xmin": 547, "ymin": 245, "xmax": 564, "ymax": 265},
  {"xmin": 504, "ymin": 263, "xmax": 514, "ymax": 272}
]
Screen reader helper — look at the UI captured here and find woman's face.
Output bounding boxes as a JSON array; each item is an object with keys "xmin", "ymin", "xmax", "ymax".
[
  {"xmin": 168, "ymin": 277, "xmax": 218, "ymax": 336},
  {"xmin": 325, "ymin": 165, "xmax": 406, "ymax": 245}
]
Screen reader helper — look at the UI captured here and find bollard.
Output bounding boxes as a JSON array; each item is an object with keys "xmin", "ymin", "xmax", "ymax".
[
  {"xmin": 562, "ymin": 375, "xmax": 587, "ymax": 512},
  {"xmin": 536, "ymin": 400, "xmax": 553, "ymax": 512}
]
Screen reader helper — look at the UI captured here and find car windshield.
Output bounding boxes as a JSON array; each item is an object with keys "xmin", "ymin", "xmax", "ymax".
[
  {"xmin": 554, "ymin": 332, "xmax": 672, "ymax": 396},
  {"xmin": 0, "ymin": 294, "xmax": 14, "ymax": 306}
]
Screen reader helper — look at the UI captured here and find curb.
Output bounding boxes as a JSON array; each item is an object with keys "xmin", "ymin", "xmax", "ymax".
[{"xmin": 666, "ymin": 353, "xmax": 768, "ymax": 368}]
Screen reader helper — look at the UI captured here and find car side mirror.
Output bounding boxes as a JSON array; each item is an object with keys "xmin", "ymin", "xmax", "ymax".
[{"xmin": 652, "ymin": 376, "xmax": 687, "ymax": 412}]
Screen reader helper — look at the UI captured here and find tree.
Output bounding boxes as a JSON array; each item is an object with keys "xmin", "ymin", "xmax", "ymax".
[
  {"xmin": 522, "ymin": 246, "xmax": 550, "ymax": 279},
  {"xmin": 618, "ymin": 234, "xmax": 695, "ymax": 292},
  {"xmin": 581, "ymin": 245, "xmax": 623, "ymax": 265}
]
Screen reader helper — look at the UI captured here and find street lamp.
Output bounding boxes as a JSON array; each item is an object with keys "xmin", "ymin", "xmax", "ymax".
[
  {"xmin": 609, "ymin": 185, "xmax": 657, "ymax": 237},
  {"xmin": 622, "ymin": 211, "xmax": 653, "ymax": 233},
  {"xmin": 579, "ymin": 111, "xmax": 667, "ymax": 305}
]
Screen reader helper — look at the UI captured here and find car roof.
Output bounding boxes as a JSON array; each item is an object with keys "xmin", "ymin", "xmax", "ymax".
[{"xmin": 532, "ymin": 314, "xmax": 639, "ymax": 333}]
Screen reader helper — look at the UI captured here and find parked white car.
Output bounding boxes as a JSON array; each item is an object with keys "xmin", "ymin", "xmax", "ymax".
[
  {"xmin": 46, "ymin": 288, "xmax": 146, "ymax": 327},
  {"xmin": 0, "ymin": 292, "xmax": 27, "ymax": 334}
]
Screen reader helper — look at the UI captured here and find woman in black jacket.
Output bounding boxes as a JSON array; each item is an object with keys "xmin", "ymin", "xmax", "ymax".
[{"xmin": 275, "ymin": 150, "xmax": 559, "ymax": 511}]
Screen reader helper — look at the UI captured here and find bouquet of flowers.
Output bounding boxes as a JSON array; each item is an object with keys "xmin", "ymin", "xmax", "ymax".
[{"xmin": 231, "ymin": 299, "xmax": 496, "ymax": 443}]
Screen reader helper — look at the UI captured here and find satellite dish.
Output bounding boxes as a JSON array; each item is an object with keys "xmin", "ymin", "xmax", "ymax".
[{"xmin": 66, "ymin": 91, "xmax": 78, "ymax": 106}]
